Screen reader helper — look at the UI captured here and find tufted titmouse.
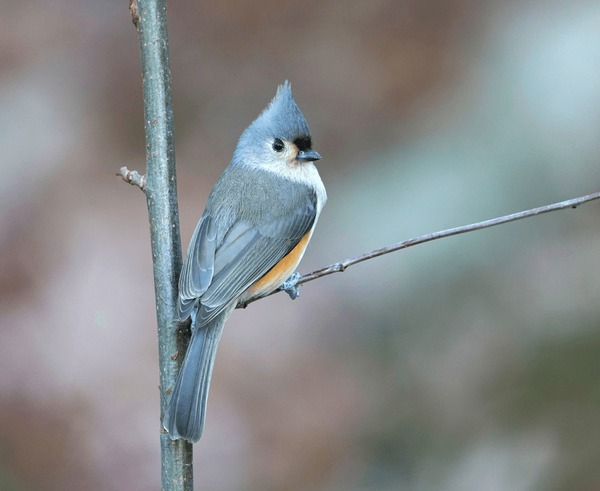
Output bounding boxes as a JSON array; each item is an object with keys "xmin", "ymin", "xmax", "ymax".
[{"xmin": 163, "ymin": 82, "xmax": 327, "ymax": 442}]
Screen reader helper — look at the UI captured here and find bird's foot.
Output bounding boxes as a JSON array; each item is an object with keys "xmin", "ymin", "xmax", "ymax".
[{"xmin": 281, "ymin": 272, "xmax": 301, "ymax": 300}]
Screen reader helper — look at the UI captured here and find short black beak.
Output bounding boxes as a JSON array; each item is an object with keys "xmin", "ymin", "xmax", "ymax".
[{"xmin": 296, "ymin": 149, "xmax": 321, "ymax": 162}]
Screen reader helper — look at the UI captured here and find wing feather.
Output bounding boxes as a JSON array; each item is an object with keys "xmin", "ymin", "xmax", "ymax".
[
  {"xmin": 179, "ymin": 216, "xmax": 217, "ymax": 299},
  {"xmin": 177, "ymin": 216, "xmax": 217, "ymax": 319}
]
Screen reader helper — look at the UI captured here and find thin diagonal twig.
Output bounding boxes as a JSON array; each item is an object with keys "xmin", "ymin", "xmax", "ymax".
[{"xmin": 239, "ymin": 190, "xmax": 600, "ymax": 307}]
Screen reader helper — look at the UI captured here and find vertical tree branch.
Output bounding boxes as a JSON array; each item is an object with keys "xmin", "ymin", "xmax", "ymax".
[{"xmin": 135, "ymin": 0, "xmax": 193, "ymax": 489}]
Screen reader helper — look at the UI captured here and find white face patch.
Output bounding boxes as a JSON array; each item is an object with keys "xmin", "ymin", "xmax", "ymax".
[{"xmin": 244, "ymin": 138, "xmax": 327, "ymax": 216}]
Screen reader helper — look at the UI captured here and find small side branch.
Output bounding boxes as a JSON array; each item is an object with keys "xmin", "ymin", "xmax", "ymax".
[
  {"xmin": 117, "ymin": 166, "xmax": 146, "ymax": 192},
  {"xmin": 129, "ymin": 0, "xmax": 140, "ymax": 31},
  {"xmin": 239, "ymin": 190, "xmax": 600, "ymax": 308}
]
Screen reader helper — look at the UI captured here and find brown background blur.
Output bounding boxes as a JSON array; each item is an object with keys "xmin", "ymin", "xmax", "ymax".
[{"xmin": 1, "ymin": 1, "xmax": 600, "ymax": 490}]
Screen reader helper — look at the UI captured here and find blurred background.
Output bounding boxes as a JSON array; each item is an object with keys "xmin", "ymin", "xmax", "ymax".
[{"xmin": 1, "ymin": 0, "xmax": 600, "ymax": 489}]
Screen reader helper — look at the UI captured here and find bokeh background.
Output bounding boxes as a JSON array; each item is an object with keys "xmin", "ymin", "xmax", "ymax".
[{"xmin": 2, "ymin": 1, "xmax": 600, "ymax": 490}]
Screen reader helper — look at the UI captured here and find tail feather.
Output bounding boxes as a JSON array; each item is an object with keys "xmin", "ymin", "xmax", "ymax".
[{"xmin": 163, "ymin": 313, "xmax": 226, "ymax": 442}]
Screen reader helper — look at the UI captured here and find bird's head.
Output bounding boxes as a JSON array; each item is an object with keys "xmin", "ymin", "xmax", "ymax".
[{"xmin": 233, "ymin": 81, "xmax": 321, "ymax": 170}]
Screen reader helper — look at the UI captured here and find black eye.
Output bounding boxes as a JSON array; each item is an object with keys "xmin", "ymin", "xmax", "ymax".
[{"xmin": 272, "ymin": 138, "xmax": 284, "ymax": 152}]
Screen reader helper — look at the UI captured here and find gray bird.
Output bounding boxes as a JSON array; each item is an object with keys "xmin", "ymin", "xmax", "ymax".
[{"xmin": 163, "ymin": 82, "xmax": 327, "ymax": 442}]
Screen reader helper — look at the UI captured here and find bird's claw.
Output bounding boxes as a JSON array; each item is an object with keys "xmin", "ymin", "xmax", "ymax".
[{"xmin": 281, "ymin": 272, "xmax": 301, "ymax": 300}]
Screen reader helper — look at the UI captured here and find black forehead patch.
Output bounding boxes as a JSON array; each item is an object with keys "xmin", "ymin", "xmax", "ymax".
[{"xmin": 293, "ymin": 136, "xmax": 312, "ymax": 151}]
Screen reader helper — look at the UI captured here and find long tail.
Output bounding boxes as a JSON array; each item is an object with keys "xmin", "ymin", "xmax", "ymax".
[{"xmin": 163, "ymin": 312, "xmax": 226, "ymax": 443}]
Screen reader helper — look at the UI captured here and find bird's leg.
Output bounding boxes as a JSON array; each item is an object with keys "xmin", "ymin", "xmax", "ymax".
[{"xmin": 281, "ymin": 272, "xmax": 301, "ymax": 300}]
